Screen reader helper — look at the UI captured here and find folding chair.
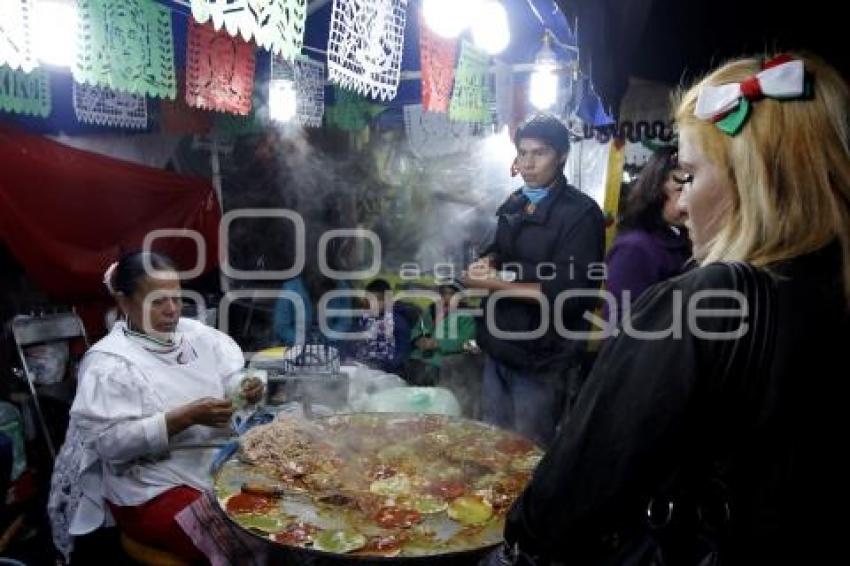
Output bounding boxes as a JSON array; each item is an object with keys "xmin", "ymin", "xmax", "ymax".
[{"xmin": 10, "ymin": 312, "xmax": 88, "ymax": 459}]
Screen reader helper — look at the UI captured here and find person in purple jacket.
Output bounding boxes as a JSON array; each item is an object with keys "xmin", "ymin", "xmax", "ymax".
[{"xmin": 604, "ymin": 147, "xmax": 692, "ymax": 324}]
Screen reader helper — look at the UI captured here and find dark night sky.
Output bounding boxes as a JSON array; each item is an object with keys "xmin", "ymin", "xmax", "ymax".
[
  {"xmin": 632, "ymin": 0, "xmax": 848, "ymax": 81},
  {"xmin": 558, "ymin": 0, "xmax": 848, "ymax": 110}
]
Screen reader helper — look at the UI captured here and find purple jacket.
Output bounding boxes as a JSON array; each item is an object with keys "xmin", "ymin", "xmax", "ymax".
[{"xmin": 604, "ymin": 228, "xmax": 691, "ymax": 323}]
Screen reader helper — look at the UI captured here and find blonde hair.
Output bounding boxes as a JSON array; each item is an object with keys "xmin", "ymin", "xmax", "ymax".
[{"xmin": 675, "ymin": 53, "xmax": 850, "ymax": 304}]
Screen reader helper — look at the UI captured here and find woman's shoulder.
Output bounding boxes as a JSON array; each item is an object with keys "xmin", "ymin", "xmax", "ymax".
[
  {"xmin": 179, "ymin": 318, "xmax": 240, "ymax": 347},
  {"xmin": 632, "ymin": 262, "xmax": 769, "ymax": 320},
  {"xmin": 80, "ymin": 349, "xmax": 131, "ymax": 373},
  {"xmin": 607, "ymin": 230, "xmax": 668, "ymax": 267},
  {"xmin": 656, "ymin": 261, "xmax": 757, "ymax": 295},
  {"xmin": 611, "ymin": 229, "xmax": 663, "ymax": 251}
]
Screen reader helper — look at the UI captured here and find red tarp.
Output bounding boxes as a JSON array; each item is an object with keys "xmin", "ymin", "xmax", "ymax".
[{"xmin": 0, "ymin": 125, "xmax": 221, "ymax": 334}]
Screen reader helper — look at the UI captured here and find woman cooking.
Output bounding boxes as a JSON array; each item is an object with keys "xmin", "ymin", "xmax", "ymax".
[{"xmin": 49, "ymin": 251, "xmax": 264, "ymax": 562}]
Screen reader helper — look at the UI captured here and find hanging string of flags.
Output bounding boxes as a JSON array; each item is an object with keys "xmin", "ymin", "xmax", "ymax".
[
  {"xmin": 73, "ymin": 0, "xmax": 177, "ymax": 99},
  {"xmin": 1, "ymin": 0, "xmax": 612, "ymax": 138},
  {"xmin": 271, "ymin": 54, "xmax": 325, "ymax": 127},
  {"xmin": 448, "ymin": 41, "xmax": 490, "ymax": 123},
  {"xmin": 419, "ymin": 20, "xmax": 457, "ymax": 114},
  {"xmin": 326, "ymin": 0, "xmax": 407, "ymax": 102},
  {"xmin": 190, "ymin": 0, "xmax": 308, "ymax": 61},
  {"xmin": 72, "ymin": 82, "xmax": 148, "ymax": 129},
  {"xmin": 186, "ymin": 20, "xmax": 256, "ymax": 116},
  {"xmin": 0, "ymin": 66, "xmax": 51, "ymax": 117}
]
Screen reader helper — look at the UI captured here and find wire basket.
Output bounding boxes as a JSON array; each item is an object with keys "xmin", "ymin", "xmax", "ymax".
[{"xmin": 281, "ymin": 329, "xmax": 341, "ymax": 376}]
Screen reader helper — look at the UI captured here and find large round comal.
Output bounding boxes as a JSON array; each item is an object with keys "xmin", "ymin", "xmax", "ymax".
[{"xmin": 213, "ymin": 413, "xmax": 544, "ymax": 562}]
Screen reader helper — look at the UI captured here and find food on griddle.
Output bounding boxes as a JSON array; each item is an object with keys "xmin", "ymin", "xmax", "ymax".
[
  {"xmin": 354, "ymin": 534, "xmax": 403, "ymax": 557},
  {"xmin": 273, "ymin": 522, "xmax": 317, "ymax": 545},
  {"xmin": 239, "ymin": 417, "xmax": 339, "ymax": 483},
  {"xmin": 314, "ymin": 529, "xmax": 368, "ymax": 553},
  {"xmin": 216, "ymin": 414, "xmax": 543, "ymax": 557},
  {"xmin": 447, "ymin": 495, "xmax": 494, "ymax": 526},
  {"xmin": 374, "ymin": 506, "xmax": 423, "ymax": 529},
  {"xmin": 224, "ymin": 492, "xmax": 276, "ymax": 515}
]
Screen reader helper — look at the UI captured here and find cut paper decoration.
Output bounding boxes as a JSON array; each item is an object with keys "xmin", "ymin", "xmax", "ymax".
[
  {"xmin": 493, "ymin": 60, "xmax": 513, "ymax": 128},
  {"xmin": 0, "ymin": 66, "xmax": 50, "ymax": 117},
  {"xmin": 161, "ymin": 72, "xmax": 213, "ymax": 134},
  {"xmin": 74, "ymin": 0, "xmax": 176, "ymax": 99},
  {"xmin": 404, "ymin": 104, "xmax": 484, "ymax": 159},
  {"xmin": 325, "ymin": 86, "xmax": 385, "ymax": 130},
  {"xmin": 1, "ymin": 0, "xmax": 36, "ymax": 72},
  {"xmin": 419, "ymin": 20, "xmax": 457, "ymax": 113},
  {"xmin": 327, "ymin": 0, "xmax": 407, "ymax": 101},
  {"xmin": 190, "ymin": 0, "xmax": 307, "ymax": 61},
  {"xmin": 272, "ymin": 55, "xmax": 325, "ymax": 127},
  {"xmin": 448, "ymin": 41, "xmax": 490, "ymax": 123},
  {"xmin": 73, "ymin": 81, "xmax": 147, "ymax": 129},
  {"xmin": 186, "ymin": 21, "xmax": 256, "ymax": 116}
]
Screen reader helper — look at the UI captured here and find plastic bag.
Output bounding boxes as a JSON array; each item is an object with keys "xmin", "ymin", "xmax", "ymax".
[
  {"xmin": 345, "ymin": 364, "xmax": 407, "ymax": 408},
  {"xmin": 23, "ymin": 341, "xmax": 69, "ymax": 385},
  {"xmin": 353, "ymin": 386, "xmax": 462, "ymax": 416}
]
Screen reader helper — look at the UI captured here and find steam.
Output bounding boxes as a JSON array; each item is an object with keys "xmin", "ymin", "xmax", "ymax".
[
  {"xmin": 409, "ymin": 127, "xmax": 518, "ymax": 274},
  {"xmin": 217, "ymin": 122, "xmax": 518, "ymax": 280}
]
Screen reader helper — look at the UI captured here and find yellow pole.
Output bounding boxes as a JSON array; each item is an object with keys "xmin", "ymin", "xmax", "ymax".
[
  {"xmin": 587, "ymin": 139, "xmax": 626, "ymax": 352},
  {"xmin": 602, "ymin": 139, "xmax": 626, "ymax": 252}
]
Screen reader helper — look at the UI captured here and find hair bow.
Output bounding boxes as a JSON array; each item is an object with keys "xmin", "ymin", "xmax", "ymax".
[{"xmin": 694, "ymin": 56, "xmax": 806, "ymax": 135}]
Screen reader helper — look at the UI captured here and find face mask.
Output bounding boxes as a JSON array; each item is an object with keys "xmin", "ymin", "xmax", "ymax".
[{"xmin": 521, "ymin": 186, "xmax": 549, "ymax": 205}]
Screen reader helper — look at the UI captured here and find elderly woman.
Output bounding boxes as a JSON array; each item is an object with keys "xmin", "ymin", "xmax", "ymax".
[
  {"xmin": 490, "ymin": 53, "xmax": 850, "ymax": 565},
  {"xmin": 49, "ymin": 252, "xmax": 263, "ymax": 562}
]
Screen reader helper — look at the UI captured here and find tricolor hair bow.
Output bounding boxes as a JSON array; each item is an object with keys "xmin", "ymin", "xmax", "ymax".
[{"xmin": 695, "ymin": 55, "xmax": 808, "ymax": 135}]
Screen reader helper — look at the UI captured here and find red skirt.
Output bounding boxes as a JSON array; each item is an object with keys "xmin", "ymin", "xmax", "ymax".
[{"xmin": 108, "ymin": 485, "xmax": 206, "ymax": 563}]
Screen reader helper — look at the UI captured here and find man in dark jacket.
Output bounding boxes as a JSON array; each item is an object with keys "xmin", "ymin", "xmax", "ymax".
[{"xmin": 463, "ymin": 114, "xmax": 605, "ymax": 446}]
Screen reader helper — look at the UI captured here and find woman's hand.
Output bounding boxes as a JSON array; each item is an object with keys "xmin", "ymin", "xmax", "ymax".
[
  {"xmin": 241, "ymin": 376, "xmax": 265, "ymax": 404},
  {"xmin": 166, "ymin": 397, "xmax": 234, "ymax": 436}
]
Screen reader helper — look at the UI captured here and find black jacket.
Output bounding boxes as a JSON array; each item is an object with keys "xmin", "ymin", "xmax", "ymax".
[
  {"xmin": 477, "ymin": 175, "xmax": 606, "ymax": 372},
  {"xmin": 505, "ymin": 242, "xmax": 850, "ymax": 565}
]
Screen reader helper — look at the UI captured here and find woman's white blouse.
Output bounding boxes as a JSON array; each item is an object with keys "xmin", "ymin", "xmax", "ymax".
[{"xmin": 48, "ymin": 318, "xmax": 249, "ymax": 559}]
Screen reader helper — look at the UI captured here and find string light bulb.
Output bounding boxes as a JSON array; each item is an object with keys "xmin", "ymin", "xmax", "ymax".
[{"xmin": 530, "ymin": 32, "xmax": 559, "ymax": 109}]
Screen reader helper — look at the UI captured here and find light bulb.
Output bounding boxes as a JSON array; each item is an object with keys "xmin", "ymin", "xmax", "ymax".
[
  {"xmin": 269, "ymin": 80, "xmax": 297, "ymax": 123},
  {"xmin": 423, "ymin": 0, "xmax": 472, "ymax": 39},
  {"xmin": 471, "ymin": 1, "xmax": 510, "ymax": 54},
  {"xmin": 34, "ymin": 0, "xmax": 77, "ymax": 68},
  {"xmin": 530, "ymin": 69, "xmax": 558, "ymax": 110}
]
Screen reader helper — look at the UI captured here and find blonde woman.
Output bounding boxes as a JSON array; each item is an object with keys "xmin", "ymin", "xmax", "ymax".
[{"xmin": 488, "ymin": 54, "xmax": 850, "ymax": 565}]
